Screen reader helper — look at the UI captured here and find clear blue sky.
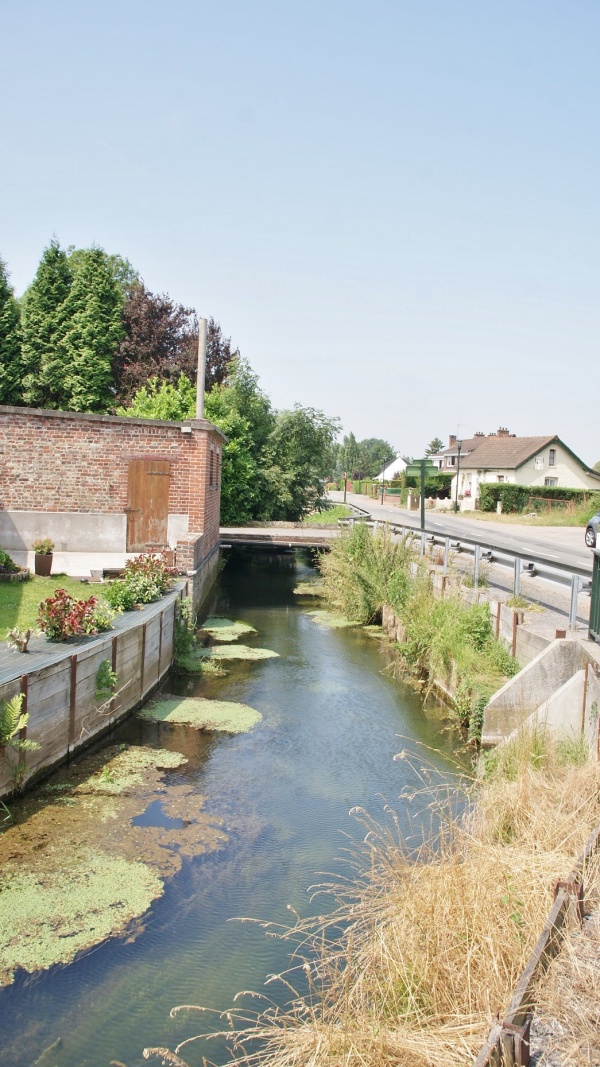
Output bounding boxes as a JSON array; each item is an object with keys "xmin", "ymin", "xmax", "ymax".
[{"xmin": 1, "ymin": 1, "xmax": 598, "ymax": 462}]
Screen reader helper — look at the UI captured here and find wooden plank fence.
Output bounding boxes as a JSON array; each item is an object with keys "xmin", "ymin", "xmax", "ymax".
[{"xmin": 0, "ymin": 585, "xmax": 181, "ymax": 798}]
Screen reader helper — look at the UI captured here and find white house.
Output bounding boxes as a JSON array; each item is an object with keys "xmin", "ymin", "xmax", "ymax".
[
  {"xmin": 375, "ymin": 455, "xmax": 408, "ymax": 482},
  {"xmin": 436, "ymin": 429, "xmax": 600, "ymax": 507}
]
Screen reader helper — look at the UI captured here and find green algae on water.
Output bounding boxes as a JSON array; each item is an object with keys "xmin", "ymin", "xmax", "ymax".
[
  {"xmin": 195, "ymin": 644, "xmax": 279, "ymax": 661},
  {"xmin": 0, "ymin": 743, "xmax": 225, "ymax": 987},
  {"xmin": 140, "ymin": 696, "xmax": 262, "ymax": 733},
  {"xmin": 0, "ymin": 850, "xmax": 163, "ymax": 985},
  {"xmin": 292, "ymin": 582, "xmax": 325, "ymax": 597},
  {"xmin": 200, "ymin": 617, "xmax": 257, "ymax": 642},
  {"xmin": 304, "ymin": 609, "xmax": 361, "ymax": 629}
]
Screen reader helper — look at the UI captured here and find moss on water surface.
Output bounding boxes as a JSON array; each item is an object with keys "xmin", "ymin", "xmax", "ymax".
[
  {"xmin": 195, "ymin": 644, "xmax": 279, "ymax": 661},
  {"xmin": 304, "ymin": 609, "xmax": 361, "ymax": 629},
  {"xmin": 0, "ymin": 744, "xmax": 226, "ymax": 986},
  {"xmin": 199, "ymin": 617, "xmax": 257, "ymax": 642},
  {"xmin": 140, "ymin": 696, "xmax": 262, "ymax": 733},
  {"xmin": 0, "ymin": 851, "xmax": 162, "ymax": 983}
]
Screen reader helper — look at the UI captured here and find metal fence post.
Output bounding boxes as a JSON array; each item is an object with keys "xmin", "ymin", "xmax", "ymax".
[
  {"xmin": 513, "ymin": 557, "xmax": 521, "ymax": 598},
  {"xmin": 420, "ymin": 531, "xmax": 426, "ymax": 559},
  {"xmin": 569, "ymin": 575, "xmax": 581, "ymax": 630},
  {"xmin": 474, "ymin": 544, "xmax": 481, "ymax": 589}
]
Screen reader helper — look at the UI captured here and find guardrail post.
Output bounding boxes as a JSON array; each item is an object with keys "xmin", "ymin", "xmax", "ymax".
[
  {"xmin": 513, "ymin": 557, "xmax": 521, "ymax": 598},
  {"xmin": 473, "ymin": 544, "xmax": 481, "ymax": 589},
  {"xmin": 443, "ymin": 536, "xmax": 450, "ymax": 575},
  {"xmin": 589, "ymin": 550, "xmax": 600, "ymax": 642},
  {"xmin": 569, "ymin": 574, "xmax": 581, "ymax": 630}
]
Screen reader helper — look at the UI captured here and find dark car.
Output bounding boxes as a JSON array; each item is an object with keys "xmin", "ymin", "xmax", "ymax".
[{"xmin": 585, "ymin": 512, "xmax": 600, "ymax": 548}]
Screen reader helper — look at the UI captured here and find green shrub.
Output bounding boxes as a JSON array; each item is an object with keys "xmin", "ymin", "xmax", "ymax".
[
  {"xmin": 103, "ymin": 580, "xmax": 138, "ymax": 612},
  {"xmin": 0, "ymin": 549, "xmax": 19, "ymax": 573}
]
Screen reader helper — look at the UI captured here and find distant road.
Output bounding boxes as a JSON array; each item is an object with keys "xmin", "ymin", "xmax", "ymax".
[{"xmin": 329, "ymin": 491, "xmax": 593, "ymax": 574}]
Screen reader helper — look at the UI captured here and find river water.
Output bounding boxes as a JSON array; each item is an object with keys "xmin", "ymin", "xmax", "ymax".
[{"xmin": 0, "ymin": 548, "xmax": 461, "ymax": 1067}]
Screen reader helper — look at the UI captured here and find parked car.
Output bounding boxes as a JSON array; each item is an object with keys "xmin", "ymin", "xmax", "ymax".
[{"xmin": 585, "ymin": 512, "xmax": 600, "ymax": 548}]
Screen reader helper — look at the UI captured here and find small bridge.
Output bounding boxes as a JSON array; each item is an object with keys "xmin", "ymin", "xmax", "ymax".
[{"xmin": 219, "ymin": 526, "xmax": 338, "ymax": 549}]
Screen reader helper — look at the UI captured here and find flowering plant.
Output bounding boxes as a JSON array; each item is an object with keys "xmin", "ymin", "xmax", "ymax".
[
  {"xmin": 31, "ymin": 538, "xmax": 54, "ymax": 554},
  {"xmin": 37, "ymin": 589, "xmax": 115, "ymax": 641}
]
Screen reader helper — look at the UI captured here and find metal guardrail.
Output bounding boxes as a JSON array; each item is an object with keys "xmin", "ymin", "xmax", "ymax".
[{"xmin": 338, "ymin": 511, "xmax": 592, "ymax": 630}]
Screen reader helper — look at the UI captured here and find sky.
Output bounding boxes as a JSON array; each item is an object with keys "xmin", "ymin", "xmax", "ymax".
[{"xmin": 1, "ymin": 0, "xmax": 599, "ymax": 462}]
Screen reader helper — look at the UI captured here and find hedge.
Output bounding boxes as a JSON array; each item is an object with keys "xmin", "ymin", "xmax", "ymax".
[{"xmin": 478, "ymin": 483, "xmax": 600, "ymax": 513}]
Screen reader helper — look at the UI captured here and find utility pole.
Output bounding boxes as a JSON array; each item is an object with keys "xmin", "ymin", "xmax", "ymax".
[
  {"xmin": 420, "ymin": 459, "xmax": 426, "ymax": 531},
  {"xmin": 195, "ymin": 317, "xmax": 208, "ymax": 419}
]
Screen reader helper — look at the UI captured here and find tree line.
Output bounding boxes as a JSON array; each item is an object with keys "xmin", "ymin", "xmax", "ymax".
[
  {"xmin": 0, "ymin": 241, "xmax": 339, "ymax": 523},
  {"xmin": 0, "ymin": 241, "xmax": 235, "ymax": 411}
]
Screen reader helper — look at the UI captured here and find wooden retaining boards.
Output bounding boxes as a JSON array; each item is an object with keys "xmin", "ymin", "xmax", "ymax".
[
  {"xmin": 473, "ymin": 819, "xmax": 600, "ymax": 1067},
  {"xmin": 0, "ymin": 583, "xmax": 185, "ymax": 798}
]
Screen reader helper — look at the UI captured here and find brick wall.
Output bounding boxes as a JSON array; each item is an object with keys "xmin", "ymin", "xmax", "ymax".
[{"xmin": 0, "ymin": 406, "xmax": 224, "ymax": 559}]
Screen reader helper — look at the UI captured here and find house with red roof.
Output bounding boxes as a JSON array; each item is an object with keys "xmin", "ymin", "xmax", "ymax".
[{"xmin": 431, "ymin": 427, "xmax": 600, "ymax": 508}]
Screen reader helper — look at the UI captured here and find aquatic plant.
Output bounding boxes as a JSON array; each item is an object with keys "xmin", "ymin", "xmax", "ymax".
[
  {"xmin": 195, "ymin": 644, "xmax": 279, "ymax": 661},
  {"xmin": 200, "ymin": 616, "xmax": 257, "ymax": 642},
  {"xmin": 140, "ymin": 696, "xmax": 263, "ymax": 733}
]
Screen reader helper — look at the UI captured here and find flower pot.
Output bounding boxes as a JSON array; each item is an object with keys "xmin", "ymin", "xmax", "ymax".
[{"xmin": 34, "ymin": 553, "xmax": 53, "ymax": 577}]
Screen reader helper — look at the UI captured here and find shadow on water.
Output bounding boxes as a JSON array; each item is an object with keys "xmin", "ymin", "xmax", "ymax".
[{"xmin": 0, "ymin": 546, "xmax": 465, "ymax": 1067}]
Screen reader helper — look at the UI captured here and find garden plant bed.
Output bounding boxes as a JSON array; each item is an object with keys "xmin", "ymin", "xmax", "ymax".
[{"xmin": 0, "ymin": 568, "xmax": 30, "ymax": 583}]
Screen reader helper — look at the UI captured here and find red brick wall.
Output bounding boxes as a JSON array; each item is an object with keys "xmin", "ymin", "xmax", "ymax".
[{"xmin": 0, "ymin": 406, "xmax": 224, "ymax": 555}]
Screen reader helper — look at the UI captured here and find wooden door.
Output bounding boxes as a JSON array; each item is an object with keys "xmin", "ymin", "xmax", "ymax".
[{"xmin": 126, "ymin": 460, "xmax": 170, "ymax": 551}]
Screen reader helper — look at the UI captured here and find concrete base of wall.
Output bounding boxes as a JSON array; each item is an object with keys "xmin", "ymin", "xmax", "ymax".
[
  {"xmin": 1, "ymin": 511, "xmax": 127, "ymax": 553},
  {"xmin": 482, "ymin": 638, "xmax": 600, "ymax": 748}
]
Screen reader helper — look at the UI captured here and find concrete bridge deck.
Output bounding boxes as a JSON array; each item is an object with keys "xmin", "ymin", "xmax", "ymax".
[{"xmin": 219, "ymin": 526, "xmax": 338, "ymax": 548}]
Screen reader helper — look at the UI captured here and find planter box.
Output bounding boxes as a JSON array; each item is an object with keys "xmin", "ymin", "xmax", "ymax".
[{"xmin": 0, "ymin": 567, "xmax": 30, "ymax": 583}]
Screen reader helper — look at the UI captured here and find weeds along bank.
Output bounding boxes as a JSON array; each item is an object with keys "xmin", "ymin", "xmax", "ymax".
[{"xmin": 319, "ymin": 522, "xmax": 519, "ymax": 739}]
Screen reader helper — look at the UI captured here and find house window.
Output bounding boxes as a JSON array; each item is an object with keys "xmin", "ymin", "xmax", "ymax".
[
  {"xmin": 497, "ymin": 475, "xmax": 505, "ymax": 483},
  {"xmin": 545, "ymin": 477, "xmax": 558, "ymax": 487},
  {"xmin": 548, "ymin": 449, "xmax": 556, "ymax": 466},
  {"xmin": 535, "ymin": 457, "xmax": 543, "ymax": 470},
  {"xmin": 449, "ymin": 456, "xmax": 456, "ymax": 467},
  {"xmin": 209, "ymin": 451, "xmax": 214, "ymax": 487}
]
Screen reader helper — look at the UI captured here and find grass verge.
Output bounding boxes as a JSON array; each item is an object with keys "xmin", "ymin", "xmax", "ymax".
[
  {"xmin": 0, "ymin": 575, "xmax": 94, "ymax": 633},
  {"xmin": 302, "ymin": 505, "xmax": 352, "ymax": 525}
]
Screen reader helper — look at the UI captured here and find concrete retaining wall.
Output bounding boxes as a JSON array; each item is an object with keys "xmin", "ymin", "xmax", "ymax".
[{"xmin": 481, "ymin": 639, "xmax": 600, "ymax": 747}]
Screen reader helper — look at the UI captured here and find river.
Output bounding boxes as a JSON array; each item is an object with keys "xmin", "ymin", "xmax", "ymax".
[{"xmin": 0, "ymin": 547, "xmax": 461, "ymax": 1066}]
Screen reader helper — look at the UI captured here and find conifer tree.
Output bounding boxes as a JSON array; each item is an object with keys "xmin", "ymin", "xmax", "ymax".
[
  {"xmin": 21, "ymin": 239, "xmax": 73, "ymax": 407},
  {"xmin": 46, "ymin": 247, "xmax": 124, "ymax": 411},
  {"xmin": 0, "ymin": 257, "xmax": 22, "ymax": 405}
]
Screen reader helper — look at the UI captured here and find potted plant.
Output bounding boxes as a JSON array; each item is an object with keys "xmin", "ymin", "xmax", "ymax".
[{"xmin": 32, "ymin": 538, "xmax": 54, "ymax": 577}]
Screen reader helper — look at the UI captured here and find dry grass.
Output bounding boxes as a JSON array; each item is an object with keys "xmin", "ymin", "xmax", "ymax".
[
  {"xmin": 143, "ymin": 732, "xmax": 600, "ymax": 1067},
  {"xmin": 530, "ymin": 852, "xmax": 600, "ymax": 1067}
]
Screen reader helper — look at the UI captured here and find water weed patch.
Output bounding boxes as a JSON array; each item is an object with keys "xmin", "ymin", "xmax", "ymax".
[
  {"xmin": 0, "ymin": 744, "xmax": 225, "ymax": 986},
  {"xmin": 199, "ymin": 617, "xmax": 257, "ymax": 642},
  {"xmin": 140, "ymin": 696, "xmax": 263, "ymax": 733}
]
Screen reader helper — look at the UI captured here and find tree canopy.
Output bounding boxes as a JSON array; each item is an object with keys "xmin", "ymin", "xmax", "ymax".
[
  {"xmin": 2, "ymin": 240, "xmax": 237, "ymax": 414},
  {"xmin": 0, "ymin": 257, "xmax": 21, "ymax": 405},
  {"xmin": 425, "ymin": 437, "xmax": 444, "ymax": 456},
  {"xmin": 120, "ymin": 359, "xmax": 339, "ymax": 524}
]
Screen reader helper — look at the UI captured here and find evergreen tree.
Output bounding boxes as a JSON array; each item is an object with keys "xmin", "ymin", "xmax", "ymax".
[
  {"xmin": 46, "ymin": 248, "xmax": 124, "ymax": 411},
  {"xmin": 0, "ymin": 257, "xmax": 22, "ymax": 405},
  {"xmin": 21, "ymin": 239, "xmax": 72, "ymax": 407}
]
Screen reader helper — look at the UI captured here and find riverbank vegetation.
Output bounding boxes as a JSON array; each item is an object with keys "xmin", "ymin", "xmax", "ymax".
[
  {"xmin": 318, "ymin": 522, "xmax": 518, "ymax": 736},
  {"xmin": 148, "ymin": 729, "xmax": 600, "ymax": 1067}
]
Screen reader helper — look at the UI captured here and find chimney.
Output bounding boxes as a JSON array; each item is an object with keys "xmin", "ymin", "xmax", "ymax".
[
  {"xmin": 474, "ymin": 431, "xmax": 484, "ymax": 437},
  {"xmin": 449, "ymin": 434, "xmax": 456, "ymax": 447},
  {"xmin": 497, "ymin": 426, "xmax": 510, "ymax": 437}
]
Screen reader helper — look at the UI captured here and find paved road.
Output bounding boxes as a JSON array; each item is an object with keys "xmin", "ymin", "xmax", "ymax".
[{"xmin": 330, "ymin": 492, "xmax": 593, "ymax": 573}]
